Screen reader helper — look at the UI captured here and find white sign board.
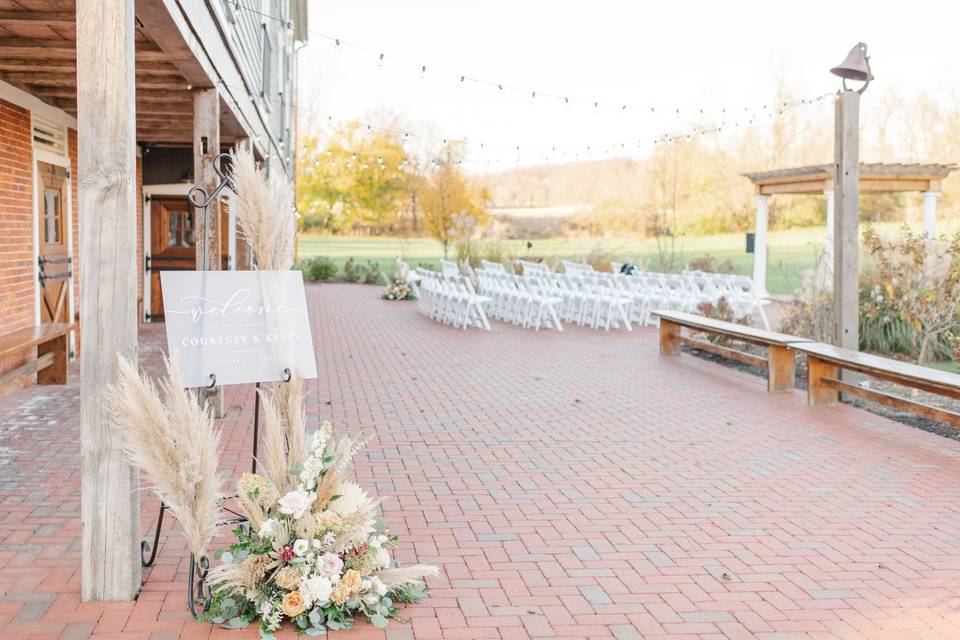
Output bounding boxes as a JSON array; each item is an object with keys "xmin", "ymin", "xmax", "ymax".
[{"xmin": 160, "ymin": 270, "xmax": 317, "ymax": 387}]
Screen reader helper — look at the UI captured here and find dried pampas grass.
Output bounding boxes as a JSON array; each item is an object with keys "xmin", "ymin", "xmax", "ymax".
[
  {"xmin": 105, "ymin": 356, "xmax": 224, "ymax": 558},
  {"xmin": 226, "ymin": 142, "xmax": 296, "ymax": 271},
  {"xmin": 373, "ymin": 565, "xmax": 440, "ymax": 589}
]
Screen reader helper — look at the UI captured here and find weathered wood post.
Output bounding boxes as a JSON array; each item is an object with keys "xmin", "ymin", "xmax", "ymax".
[
  {"xmin": 193, "ymin": 87, "xmax": 225, "ymax": 415},
  {"xmin": 77, "ymin": 0, "xmax": 141, "ymax": 600},
  {"xmin": 832, "ymin": 89, "xmax": 860, "ymax": 352}
]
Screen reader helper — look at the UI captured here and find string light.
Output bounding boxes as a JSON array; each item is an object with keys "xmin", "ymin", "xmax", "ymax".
[{"xmin": 234, "ymin": 1, "xmax": 803, "ymax": 117}]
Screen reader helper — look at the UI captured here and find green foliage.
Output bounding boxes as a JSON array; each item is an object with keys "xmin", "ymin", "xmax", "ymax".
[
  {"xmin": 343, "ymin": 257, "xmax": 365, "ymax": 283},
  {"xmin": 296, "ymin": 257, "xmax": 337, "ymax": 282},
  {"xmin": 363, "ymin": 260, "xmax": 382, "ymax": 284}
]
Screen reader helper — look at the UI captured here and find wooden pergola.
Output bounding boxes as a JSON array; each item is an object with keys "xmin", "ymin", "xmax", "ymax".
[{"xmin": 742, "ymin": 162, "xmax": 956, "ymax": 294}]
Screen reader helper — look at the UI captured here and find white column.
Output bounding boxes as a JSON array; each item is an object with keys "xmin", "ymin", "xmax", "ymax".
[
  {"xmin": 752, "ymin": 195, "xmax": 769, "ymax": 296},
  {"xmin": 922, "ymin": 191, "xmax": 940, "ymax": 239}
]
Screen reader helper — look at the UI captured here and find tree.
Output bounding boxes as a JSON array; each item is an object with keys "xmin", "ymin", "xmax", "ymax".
[
  {"xmin": 296, "ymin": 122, "xmax": 408, "ymax": 234},
  {"xmin": 420, "ymin": 144, "xmax": 485, "ymax": 258}
]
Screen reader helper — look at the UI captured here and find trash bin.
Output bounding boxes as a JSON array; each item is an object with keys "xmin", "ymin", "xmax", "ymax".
[{"xmin": 745, "ymin": 232, "xmax": 755, "ymax": 254}]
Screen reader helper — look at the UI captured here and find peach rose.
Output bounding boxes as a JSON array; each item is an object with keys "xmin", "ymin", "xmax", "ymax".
[{"xmin": 281, "ymin": 591, "xmax": 307, "ymax": 617}]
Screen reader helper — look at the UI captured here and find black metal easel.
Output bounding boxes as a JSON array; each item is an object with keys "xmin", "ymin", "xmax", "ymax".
[{"xmin": 136, "ymin": 153, "xmax": 292, "ymax": 616}]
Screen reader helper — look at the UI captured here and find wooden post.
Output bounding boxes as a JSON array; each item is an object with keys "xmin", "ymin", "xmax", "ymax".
[
  {"xmin": 767, "ymin": 345, "xmax": 794, "ymax": 392},
  {"xmin": 193, "ymin": 87, "xmax": 221, "ymax": 271},
  {"xmin": 832, "ymin": 90, "xmax": 860, "ymax": 352},
  {"xmin": 659, "ymin": 319, "xmax": 681, "ymax": 355},
  {"xmin": 193, "ymin": 88, "xmax": 225, "ymax": 416},
  {"xmin": 77, "ymin": 0, "xmax": 141, "ymax": 601},
  {"xmin": 807, "ymin": 356, "xmax": 839, "ymax": 406}
]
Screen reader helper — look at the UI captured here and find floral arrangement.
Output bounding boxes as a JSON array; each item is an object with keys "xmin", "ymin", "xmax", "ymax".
[
  {"xmin": 382, "ymin": 273, "xmax": 415, "ymax": 301},
  {"xmin": 204, "ymin": 418, "xmax": 437, "ymax": 636}
]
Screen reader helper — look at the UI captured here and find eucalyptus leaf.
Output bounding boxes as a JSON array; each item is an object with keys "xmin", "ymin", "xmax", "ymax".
[
  {"xmin": 228, "ymin": 617, "xmax": 249, "ymax": 629},
  {"xmin": 305, "ymin": 627, "xmax": 327, "ymax": 636},
  {"xmin": 221, "ymin": 551, "xmax": 234, "ymax": 564},
  {"xmin": 370, "ymin": 613, "xmax": 389, "ymax": 629}
]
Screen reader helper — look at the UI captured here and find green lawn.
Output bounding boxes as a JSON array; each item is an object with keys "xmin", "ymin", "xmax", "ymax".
[{"xmin": 297, "ymin": 221, "xmax": 960, "ymax": 295}]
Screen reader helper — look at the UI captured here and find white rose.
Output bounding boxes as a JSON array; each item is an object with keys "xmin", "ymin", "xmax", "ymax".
[
  {"xmin": 370, "ymin": 576, "xmax": 388, "ymax": 596},
  {"xmin": 258, "ymin": 518, "xmax": 279, "ymax": 539},
  {"xmin": 311, "ymin": 539, "xmax": 323, "ymax": 549},
  {"xmin": 316, "ymin": 552, "xmax": 343, "ymax": 579},
  {"xmin": 376, "ymin": 548, "xmax": 391, "ymax": 569},
  {"xmin": 293, "ymin": 539, "xmax": 309, "ymax": 556},
  {"xmin": 363, "ymin": 592, "xmax": 379, "ymax": 605},
  {"xmin": 301, "ymin": 574, "xmax": 333, "ymax": 607},
  {"xmin": 278, "ymin": 489, "xmax": 315, "ymax": 520}
]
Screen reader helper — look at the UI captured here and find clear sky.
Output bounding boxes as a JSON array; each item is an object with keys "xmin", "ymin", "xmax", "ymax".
[{"xmin": 296, "ymin": 0, "xmax": 960, "ymax": 171}]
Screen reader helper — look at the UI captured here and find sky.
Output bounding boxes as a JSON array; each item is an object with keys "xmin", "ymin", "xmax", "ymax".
[{"xmin": 295, "ymin": 0, "xmax": 960, "ymax": 171}]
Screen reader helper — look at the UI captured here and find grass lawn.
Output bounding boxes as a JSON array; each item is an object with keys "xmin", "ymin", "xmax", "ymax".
[{"xmin": 297, "ymin": 220, "xmax": 960, "ymax": 295}]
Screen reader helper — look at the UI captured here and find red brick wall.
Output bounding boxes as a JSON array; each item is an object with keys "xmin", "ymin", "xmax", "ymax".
[
  {"xmin": 0, "ymin": 99, "xmax": 35, "ymax": 336},
  {"xmin": 0, "ymin": 98, "xmax": 36, "ymax": 387}
]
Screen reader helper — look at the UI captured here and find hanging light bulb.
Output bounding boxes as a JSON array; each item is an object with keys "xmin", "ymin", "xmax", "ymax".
[
  {"xmin": 286, "ymin": 21, "xmax": 294, "ymax": 37},
  {"xmin": 497, "ymin": 84, "xmax": 503, "ymax": 91},
  {"xmin": 377, "ymin": 53, "xmax": 384, "ymax": 67},
  {"xmin": 529, "ymin": 91, "xmax": 537, "ymax": 103},
  {"xmin": 334, "ymin": 38, "xmax": 342, "ymax": 54},
  {"xmin": 419, "ymin": 65, "xmax": 426, "ymax": 79},
  {"xmin": 459, "ymin": 75, "xmax": 465, "ymax": 88},
  {"xmin": 232, "ymin": 0, "xmax": 241, "ymax": 18}
]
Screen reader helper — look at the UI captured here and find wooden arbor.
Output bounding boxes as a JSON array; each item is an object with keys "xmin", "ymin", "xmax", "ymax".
[{"xmin": 742, "ymin": 162, "xmax": 956, "ymax": 294}]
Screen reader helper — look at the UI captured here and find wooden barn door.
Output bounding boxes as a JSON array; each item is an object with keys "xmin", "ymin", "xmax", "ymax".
[
  {"xmin": 37, "ymin": 162, "xmax": 71, "ymax": 325},
  {"xmin": 149, "ymin": 197, "xmax": 195, "ymax": 319}
]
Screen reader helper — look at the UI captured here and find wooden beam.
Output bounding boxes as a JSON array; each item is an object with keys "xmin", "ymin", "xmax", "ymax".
[
  {"xmin": 0, "ymin": 37, "xmax": 169, "ymax": 61},
  {"xmin": 822, "ymin": 376, "xmax": 960, "ymax": 428},
  {"xmin": 0, "ymin": 11, "xmax": 75, "ymax": 28},
  {"xmin": 77, "ymin": 0, "xmax": 141, "ymax": 602},
  {"xmin": 1, "ymin": 72, "xmax": 188, "ymax": 91},
  {"xmin": 0, "ymin": 59, "xmax": 181, "ymax": 76}
]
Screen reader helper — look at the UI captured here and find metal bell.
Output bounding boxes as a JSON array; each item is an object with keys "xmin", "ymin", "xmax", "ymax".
[{"xmin": 830, "ymin": 42, "xmax": 873, "ymax": 90}]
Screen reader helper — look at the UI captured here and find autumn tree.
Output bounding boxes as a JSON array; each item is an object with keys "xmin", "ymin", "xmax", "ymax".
[
  {"xmin": 420, "ymin": 144, "xmax": 486, "ymax": 258},
  {"xmin": 297, "ymin": 122, "xmax": 408, "ymax": 234}
]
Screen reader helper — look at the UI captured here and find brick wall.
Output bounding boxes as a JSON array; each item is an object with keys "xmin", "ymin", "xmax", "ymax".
[
  {"xmin": 0, "ymin": 99, "xmax": 36, "ymax": 387},
  {"xmin": 0, "ymin": 99, "xmax": 35, "ymax": 336}
]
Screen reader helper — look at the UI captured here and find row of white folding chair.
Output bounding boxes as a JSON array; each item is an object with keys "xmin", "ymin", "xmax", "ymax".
[
  {"xmin": 476, "ymin": 270, "xmax": 563, "ymax": 331},
  {"xmin": 679, "ymin": 271, "xmax": 770, "ymax": 328},
  {"xmin": 517, "ymin": 259, "xmax": 551, "ymax": 276},
  {"xmin": 562, "ymin": 261, "xmax": 595, "ymax": 275},
  {"xmin": 480, "ymin": 259, "xmax": 506, "ymax": 273},
  {"xmin": 415, "ymin": 269, "xmax": 491, "ymax": 330},
  {"xmin": 439, "ymin": 259, "xmax": 461, "ymax": 276},
  {"xmin": 545, "ymin": 272, "xmax": 632, "ymax": 331}
]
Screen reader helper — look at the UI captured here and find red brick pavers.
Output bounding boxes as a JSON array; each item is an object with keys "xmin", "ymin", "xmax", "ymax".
[{"xmin": 3, "ymin": 283, "xmax": 960, "ymax": 639}]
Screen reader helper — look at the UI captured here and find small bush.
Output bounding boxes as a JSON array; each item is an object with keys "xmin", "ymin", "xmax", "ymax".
[
  {"xmin": 687, "ymin": 254, "xmax": 735, "ymax": 274},
  {"xmin": 296, "ymin": 257, "xmax": 337, "ymax": 282},
  {"xmin": 343, "ymin": 257, "xmax": 367, "ymax": 284},
  {"xmin": 364, "ymin": 260, "xmax": 382, "ymax": 284}
]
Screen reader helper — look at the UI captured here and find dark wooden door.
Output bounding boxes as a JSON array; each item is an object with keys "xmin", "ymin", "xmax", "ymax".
[
  {"xmin": 37, "ymin": 162, "xmax": 71, "ymax": 325},
  {"xmin": 149, "ymin": 197, "xmax": 196, "ymax": 319}
]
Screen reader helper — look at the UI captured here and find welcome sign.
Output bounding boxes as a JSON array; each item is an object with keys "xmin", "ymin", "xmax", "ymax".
[{"xmin": 160, "ymin": 270, "xmax": 318, "ymax": 387}]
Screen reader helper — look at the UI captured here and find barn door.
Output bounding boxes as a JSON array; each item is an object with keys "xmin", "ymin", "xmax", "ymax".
[
  {"xmin": 148, "ymin": 197, "xmax": 196, "ymax": 319},
  {"xmin": 37, "ymin": 162, "xmax": 71, "ymax": 325}
]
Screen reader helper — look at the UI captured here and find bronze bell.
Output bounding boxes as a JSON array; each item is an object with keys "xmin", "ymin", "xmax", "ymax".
[{"xmin": 830, "ymin": 42, "xmax": 873, "ymax": 92}]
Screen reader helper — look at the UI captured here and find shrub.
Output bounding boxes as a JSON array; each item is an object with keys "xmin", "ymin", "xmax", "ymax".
[
  {"xmin": 296, "ymin": 257, "xmax": 337, "ymax": 282},
  {"xmin": 696, "ymin": 297, "xmax": 749, "ymax": 346},
  {"xmin": 343, "ymin": 257, "xmax": 367, "ymax": 284},
  {"xmin": 363, "ymin": 260, "xmax": 382, "ymax": 284},
  {"xmin": 687, "ymin": 254, "xmax": 735, "ymax": 274}
]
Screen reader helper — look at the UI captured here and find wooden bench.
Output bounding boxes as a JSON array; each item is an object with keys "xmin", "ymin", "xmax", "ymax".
[
  {"xmin": 654, "ymin": 310, "xmax": 812, "ymax": 392},
  {"xmin": 791, "ymin": 341, "xmax": 960, "ymax": 427},
  {"xmin": 0, "ymin": 323, "xmax": 75, "ymax": 390}
]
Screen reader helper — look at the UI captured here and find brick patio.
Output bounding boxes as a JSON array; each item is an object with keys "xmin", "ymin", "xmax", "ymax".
[{"xmin": 3, "ymin": 283, "xmax": 960, "ymax": 640}]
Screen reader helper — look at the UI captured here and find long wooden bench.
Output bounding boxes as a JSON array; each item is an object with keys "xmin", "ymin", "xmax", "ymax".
[
  {"xmin": 791, "ymin": 341, "xmax": 960, "ymax": 427},
  {"xmin": 0, "ymin": 323, "xmax": 75, "ymax": 391},
  {"xmin": 654, "ymin": 310, "xmax": 812, "ymax": 392}
]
